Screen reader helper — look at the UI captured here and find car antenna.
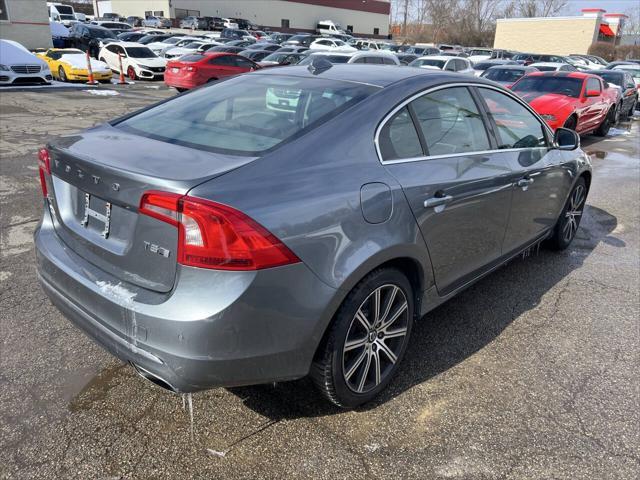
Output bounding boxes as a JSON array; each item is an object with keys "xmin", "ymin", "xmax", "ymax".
[{"xmin": 307, "ymin": 56, "xmax": 333, "ymax": 75}]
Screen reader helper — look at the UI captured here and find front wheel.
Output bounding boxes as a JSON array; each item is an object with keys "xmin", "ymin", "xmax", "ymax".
[
  {"xmin": 58, "ymin": 66, "xmax": 67, "ymax": 82},
  {"xmin": 310, "ymin": 268, "xmax": 414, "ymax": 408},
  {"xmin": 547, "ymin": 177, "xmax": 587, "ymax": 250},
  {"xmin": 563, "ymin": 115, "xmax": 577, "ymax": 131}
]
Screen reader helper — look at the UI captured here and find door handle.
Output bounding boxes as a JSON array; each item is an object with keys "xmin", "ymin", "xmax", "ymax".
[
  {"xmin": 424, "ymin": 195, "xmax": 453, "ymax": 208},
  {"xmin": 517, "ymin": 177, "xmax": 534, "ymax": 187}
]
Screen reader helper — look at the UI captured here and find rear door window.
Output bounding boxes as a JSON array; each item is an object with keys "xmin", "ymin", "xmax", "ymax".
[
  {"xmin": 477, "ymin": 87, "xmax": 548, "ymax": 149},
  {"xmin": 410, "ymin": 87, "xmax": 490, "ymax": 156},
  {"xmin": 378, "ymin": 107, "xmax": 423, "ymax": 161}
]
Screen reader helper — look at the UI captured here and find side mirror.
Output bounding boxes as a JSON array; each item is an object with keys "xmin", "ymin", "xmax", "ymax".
[
  {"xmin": 554, "ymin": 127, "xmax": 580, "ymax": 151},
  {"xmin": 585, "ymin": 89, "xmax": 600, "ymax": 97}
]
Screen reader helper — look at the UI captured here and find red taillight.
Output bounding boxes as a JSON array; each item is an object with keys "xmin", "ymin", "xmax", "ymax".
[
  {"xmin": 38, "ymin": 147, "xmax": 51, "ymax": 197},
  {"xmin": 139, "ymin": 191, "xmax": 300, "ymax": 271}
]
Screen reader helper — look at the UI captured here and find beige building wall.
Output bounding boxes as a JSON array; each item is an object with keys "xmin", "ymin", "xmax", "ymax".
[
  {"xmin": 103, "ymin": 0, "xmax": 389, "ymax": 36},
  {"xmin": 494, "ymin": 17, "xmax": 599, "ymax": 55},
  {"xmin": 0, "ymin": 0, "xmax": 52, "ymax": 49}
]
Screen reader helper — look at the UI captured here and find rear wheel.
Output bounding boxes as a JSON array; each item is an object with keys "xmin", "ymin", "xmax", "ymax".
[
  {"xmin": 594, "ymin": 107, "xmax": 615, "ymax": 136},
  {"xmin": 625, "ymin": 98, "xmax": 637, "ymax": 119},
  {"xmin": 58, "ymin": 66, "xmax": 67, "ymax": 82},
  {"xmin": 127, "ymin": 66, "xmax": 137, "ymax": 80},
  {"xmin": 310, "ymin": 268, "xmax": 414, "ymax": 408},
  {"xmin": 548, "ymin": 177, "xmax": 587, "ymax": 250},
  {"xmin": 175, "ymin": 87, "xmax": 187, "ymax": 93}
]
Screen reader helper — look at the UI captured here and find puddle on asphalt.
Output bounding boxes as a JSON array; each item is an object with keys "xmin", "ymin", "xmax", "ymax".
[{"xmin": 67, "ymin": 363, "xmax": 128, "ymax": 412}]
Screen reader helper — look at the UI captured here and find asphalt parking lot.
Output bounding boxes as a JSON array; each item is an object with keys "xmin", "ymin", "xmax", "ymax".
[{"xmin": 1, "ymin": 83, "xmax": 639, "ymax": 479}]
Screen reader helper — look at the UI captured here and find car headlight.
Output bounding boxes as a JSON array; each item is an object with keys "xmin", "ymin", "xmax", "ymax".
[
  {"xmin": 0, "ymin": 64, "xmax": 9, "ymax": 71},
  {"xmin": 138, "ymin": 65, "xmax": 151, "ymax": 70},
  {"xmin": 540, "ymin": 114, "xmax": 556, "ymax": 121}
]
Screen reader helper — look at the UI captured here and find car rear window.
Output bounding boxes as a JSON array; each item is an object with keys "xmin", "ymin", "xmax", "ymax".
[
  {"xmin": 116, "ymin": 74, "xmax": 378, "ymax": 156},
  {"xmin": 512, "ymin": 76, "xmax": 583, "ymax": 98}
]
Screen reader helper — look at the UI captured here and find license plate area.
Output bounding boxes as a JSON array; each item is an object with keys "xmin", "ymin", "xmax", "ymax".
[{"xmin": 81, "ymin": 192, "xmax": 112, "ymax": 238}]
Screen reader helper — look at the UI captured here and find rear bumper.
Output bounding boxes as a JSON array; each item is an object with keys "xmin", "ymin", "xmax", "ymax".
[{"xmin": 35, "ymin": 209, "xmax": 339, "ymax": 392}]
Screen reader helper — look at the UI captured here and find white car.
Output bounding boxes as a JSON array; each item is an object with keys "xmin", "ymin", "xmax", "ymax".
[
  {"xmin": 222, "ymin": 18, "xmax": 238, "ymax": 29},
  {"xmin": 98, "ymin": 42, "xmax": 167, "ymax": 80},
  {"xmin": 309, "ymin": 38, "xmax": 357, "ymax": 53},
  {"xmin": 569, "ymin": 55, "xmax": 603, "ymax": 70},
  {"xmin": 163, "ymin": 41, "xmax": 220, "ymax": 59},
  {"xmin": 156, "ymin": 36, "xmax": 202, "ymax": 56},
  {"xmin": 0, "ymin": 39, "xmax": 52, "ymax": 85},
  {"xmin": 529, "ymin": 62, "xmax": 576, "ymax": 72},
  {"xmin": 467, "ymin": 48, "xmax": 493, "ymax": 64},
  {"xmin": 611, "ymin": 65, "xmax": 640, "ymax": 88},
  {"xmin": 145, "ymin": 36, "xmax": 189, "ymax": 55},
  {"xmin": 299, "ymin": 50, "xmax": 400, "ymax": 65},
  {"xmin": 409, "ymin": 55, "xmax": 475, "ymax": 75}
]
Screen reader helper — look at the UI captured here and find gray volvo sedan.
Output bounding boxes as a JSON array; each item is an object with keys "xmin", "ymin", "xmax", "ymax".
[{"xmin": 35, "ymin": 64, "xmax": 591, "ymax": 408}]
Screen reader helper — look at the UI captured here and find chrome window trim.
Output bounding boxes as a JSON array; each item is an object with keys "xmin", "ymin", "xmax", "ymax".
[{"xmin": 374, "ymin": 82, "xmax": 554, "ymax": 165}]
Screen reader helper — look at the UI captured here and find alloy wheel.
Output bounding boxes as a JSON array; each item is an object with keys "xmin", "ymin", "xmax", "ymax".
[
  {"xmin": 563, "ymin": 183, "xmax": 585, "ymax": 242},
  {"xmin": 58, "ymin": 66, "xmax": 66, "ymax": 82},
  {"xmin": 342, "ymin": 284, "xmax": 409, "ymax": 394}
]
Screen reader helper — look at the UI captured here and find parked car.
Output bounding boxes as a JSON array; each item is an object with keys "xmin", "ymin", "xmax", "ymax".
[
  {"xmin": 68, "ymin": 23, "xmax": 119, "ymax": 58},
  {"xmin": 309, "ymin": 38, "xmax": 357, "ymax": 53},
  {"xmin": 164, "ymin": 41, "xmax": 220, "ymax": 59},
  {"xmin": 300, "ymin": 51, "xmax": 400, "ymax": 65},
  {"xmin": 409, "ymin": 55, "xmax": 474, "ymax": 75},
  {"xmin": 274, "ymin": 46, "xmax": 309, "ymax": 54},
  {"xmin": 36, "ymin": 48, "xmax": 112, "ymax": 83},
  {"xmin": 36, "ymin": 65, "xmax": 591, "ymax": 408},
  {"xmin": 467, "ymin": 48, "xmax": 493, "ymax": 64},
  {"xmin": 396, "ymin": 53, "xmax": 419, "ymax": 65},
  {"xmin": 568, "ymin": 55, "xmax": 603, "ymax": 70},
  {"xmin": 221, "ymin": 18, "xmax": 239, "ymax": 29},
  {"xmin": 91, "ymin": 21, "xmax": 131, "ymax": 35},
  {"xmin": 267, "ymin": 33, "xmax": 294, "ymax": 44},
  {"xmin": 480, "ymin": 64, "xmax": 538, "ymax": 88},
  {"xmin": 143, "ymin": 16, "xmax": 172, "ymax": 29},
  {"xmin": 138, "ymin": 34, "xmax": 174, "ymax": 45},
  {"xmin": 126, "ymin": 16, "xmax": 144, "ymax": 27},
  {"xmin": 98, "ymin": 42, "xmax": 167, "ymax": 80},
  {"xmin": 224, "ymin": 40, "xmax": 254, "ymax": 48},
  {"xmin": 238, "ymin": 50, "xmax": 273, "ymax": 62},
  {"xmin": 511, "ymin": 71, "xmax": 618, "ymax": 134},
  {"xmin": 608, "ymin": 64, "xmax": 640, "ymax": 90},
  {"xmin": 180, "ymin": 16, "xmax": 209, "ymax": 30},
  {"xmin": 529, "ymin": 62, "xmax": 576, "ymax": 72},
  {"xmin": 150, "ymin": 37, "xmax": 200, "ymax": 56},
  {"xmin": 0, "ymin": 39, "xmax": 52, "ymax": 85},
  {"xmin": 585, "ymin": 69, "xmax": 638, "ymax": 118},
  {"xmin": 117, "ymin": 32, "xmax": 147, "ymax": 42},
  {"xmin": 282, "ymin": 35, "xmax": 321, "ymax": 47},
  {"xmin": 472, "ymin": 59, "xmax": 517, "ymax": 76},
  {"xmin": 407, "ymin": 46, "xmax": 440, "ymax": 56},
  {"xmin": 164, "ymin": 52, "xmax": 258, "ymax": 91},
  {"xmin": 204, "ymin": 46, "xmax": 246, "ymax": 55},
  {"xmin": 258, "ymin": 52, "xmax": 306, "ymax": 67},
  {"xmin": 220, "ymin": 29, "xmax": 254, "ymax": 41},
  {"xmin": 228, "ymin": 18, "xmax": 250, "ymax": 30},
  {"xmin": 245, "ymin": 43, "xmax": 281, "ymax": 52}
]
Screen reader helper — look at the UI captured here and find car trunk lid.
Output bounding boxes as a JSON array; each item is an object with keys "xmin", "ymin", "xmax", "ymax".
[{"xmin": 47, "ymin": 123, "xmax": 256, "ymax": 293}]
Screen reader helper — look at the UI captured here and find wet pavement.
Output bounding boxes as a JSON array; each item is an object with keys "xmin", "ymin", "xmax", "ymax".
[{"xmin": 1, "ymin": 84, "xmax": 639, "ymax": 479}]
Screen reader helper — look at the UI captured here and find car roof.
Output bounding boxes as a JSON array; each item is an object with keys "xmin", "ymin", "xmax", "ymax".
[
  {"xmin": 486, "ymin": 64, "xmax": 532, "ymax": 70},
  {"xmin": 251, "ymin": 64, "xmax": 483, "ymax": 87},
  {"xmin": 526, "ymin": 71, "xmax": 593, "ymax": 79},
  {"xmin": 416, "ymin": 55, "xmax": 458, "ymax": 61},
  {"xmin": 529, "ymin": 62, "xmax": 566, "ymax": 67},
  {"xmin": 118, "ymin": 42, "xmax": 152, "ymax": 47}
]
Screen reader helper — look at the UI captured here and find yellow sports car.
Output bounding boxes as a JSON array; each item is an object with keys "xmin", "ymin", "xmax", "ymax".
[{"xmin": 36, "ymin": 48, "xmax": 113, "ymax": 82}]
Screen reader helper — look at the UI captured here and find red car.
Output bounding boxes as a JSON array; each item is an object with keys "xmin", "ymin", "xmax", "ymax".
[
  {"xmin": 511, "ymin": 71, "xmax": 618, "ymax": 135},
  {"xmin": 164, "ymin": 53, "xmax": 259, "ymax": 92}
]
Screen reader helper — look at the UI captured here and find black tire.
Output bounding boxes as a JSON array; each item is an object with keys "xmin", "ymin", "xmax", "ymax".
[
  {"xmin": 310, "ymin": 268, "xmax": 414, "ymax": 408},
  {"xmin": 547, "ymin": 177, "xmax": 587, "ymax": 251},
  {"xmin": 594, "ymin": 107, "xmax": 614, "ymax": 137},
  {"xmin": 563, "ymin": 115, "xmax": 577, "ymax": 131},
  {"xmin": 58, "ymin": 66, "xmax": 67, "ymax": 82},
  {"xmin": 626, "ymin": 99, "xmax": 637, "ymax": 119},
  {"xmin": 175, "ymin": 87, "xmax": 188, "ymax": 93}
]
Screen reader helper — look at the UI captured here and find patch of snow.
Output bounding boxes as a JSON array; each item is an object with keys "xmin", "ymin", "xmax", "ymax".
[
  {"xmin": 84, "ymin": 89, "xmax": 119, "ymax": 96},
  {"xmin": 96, "ymin": 281, "xmax": 137, "ymax": 302},
  {"xmin": 364, "ymin": 443, "xmax": 380, "ymax": 453},
  {"xmin": 206, "ymin": 449, "xmax": 227, "ymax": 458},
  {"xmin": 608, "ymin": 127, "xmax": 630, "ymax": 136}
]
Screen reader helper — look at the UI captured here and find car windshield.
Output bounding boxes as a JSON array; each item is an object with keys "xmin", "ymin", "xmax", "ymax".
[
  {"xmin": 60, "ymin": 14, "xmax": 75, "ymax": 20},
  {"xmin": 162, "ymin": 37, "xmax": 183, "ymax": 45},
  {"xmin": 116, "ymin": 75, "xmax": 378, "ymax": 155},
  {"xmin": 125, "ymin": 47, "xmax": 155, "ymax": 58},
  {"xmin": 184, "ymin": 42, "xmax": 203, "ymax": 48},
  {"xmin": 470, "ymin": 49, "xmax": 491, "ymax": 56},
  {"xmin": 139, "ymin": 35, "xmax": 164, "ymax": 44},
  {"xmin": 482, "ymin": 68, "xmax": 526, "ymax": 83},
  {"xmin": 474, "ymin": 62, "xmax": 495, "ymax": 70},
  {"xmin": 512, "ymin": 76, "xmax": 583, "ymax": 98},
  {"xmin": 88, "ymin": 27, "xmax": 116, "ymax": 39},
  {"xmin": 410, "ymin": 58, "xmax": 445, "ymax": 68}
]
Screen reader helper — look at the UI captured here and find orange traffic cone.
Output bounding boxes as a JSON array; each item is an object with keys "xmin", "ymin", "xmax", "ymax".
[
  {"xmin": 86, "ymin": 50, "xmax": 98, "ymax": 85},
  {"xmin": 117, "ymin": 53, "xmax": 127, "ymax": 85}
]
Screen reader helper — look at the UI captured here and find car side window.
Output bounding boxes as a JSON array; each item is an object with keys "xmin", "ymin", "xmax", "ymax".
[
  {"xmin": 351, "ymin": 57, "xmax": 367, "ymax": 64},
  {"xmin": 366, "ymin": 57, "xmax": 383, "ymax": 64},
  {"xmin": 378, "ymin": 107, "xmax": 423, "ymax": 161},
  {"xmin": 210, "ymin": 55, "xmax": 234, "ymax": 66},
  {"xmin": 478, "ymin": 88, "xmax": 548, "ymax": 150},
  {"xmin": 234, "ymin": 57, "xmax": 256, "ymax": 69},
  {"xmin": 382, "ymin": 57, "xmax": 396, "ymax": 65},
  {"xmin": 444, "ymin": 60, "xmax": 455, "ymax": 71},
  {"xmin": 410, "ymin": 87, "xmax": 490, "ymax": 156},
  {"xmin": 586, "ymin": 77, "xmax": 601, "ymax": 93}
]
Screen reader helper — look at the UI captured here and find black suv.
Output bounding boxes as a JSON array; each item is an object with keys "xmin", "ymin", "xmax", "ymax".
[
  {"xmin": 203, "ymin": 16, "xmax": 225, "ymax": 31},
  {"xmin": 68, "ymin": 23, "xmax": 118, "ymax": 58},
  {"xmin": 126, "ymin": 16, "xmax": 143, "ymax": 27},
  {"xmin": 221, "ymin": 28, "xmax": 251, "ymax": 40}
]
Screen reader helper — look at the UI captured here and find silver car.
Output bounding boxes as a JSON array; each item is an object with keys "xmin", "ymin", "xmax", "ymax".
[{"xmin": 35, "ymin": 64, "xmax": 591, "ymax": 408}]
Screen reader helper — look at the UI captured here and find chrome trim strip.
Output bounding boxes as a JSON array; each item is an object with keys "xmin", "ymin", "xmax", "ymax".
[{"xmin": 374, "ymin": 82, "xmax": 555, "ymax": 165}]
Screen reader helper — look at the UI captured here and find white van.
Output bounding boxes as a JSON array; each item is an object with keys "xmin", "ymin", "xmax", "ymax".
[
  {"xmin": 47, "ymin": 2, "xmax": 76, "ymax": 26},
  {"xmin": 316, "ymin": 20, "xmax": 344, "ymax": 35}
]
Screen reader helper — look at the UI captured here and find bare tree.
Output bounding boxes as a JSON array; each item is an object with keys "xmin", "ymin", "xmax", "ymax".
[{"xmin": 514, "ymin": 0, "xmax": 567, "ymax": 18}]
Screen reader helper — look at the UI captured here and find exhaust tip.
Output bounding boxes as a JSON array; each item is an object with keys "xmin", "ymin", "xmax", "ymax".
[{"xmin": 131, "ymin": 363, "xmax": 177, "ymax": 393}]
